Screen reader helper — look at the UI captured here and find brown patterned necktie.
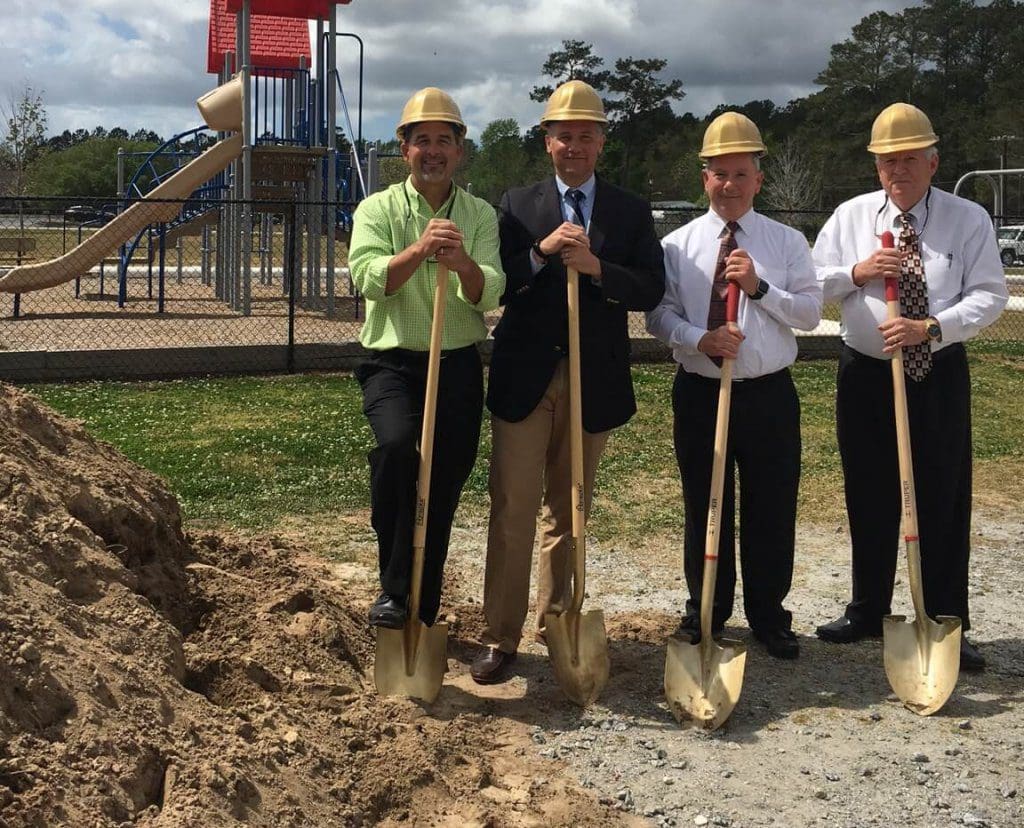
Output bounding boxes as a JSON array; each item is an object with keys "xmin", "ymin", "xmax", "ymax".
[
  {"xmin": 897, "ymin": 213, "xmax": 932, "ymax": 381},
  {"xmin": 706, "ymin": 221, "xmax": 739, "ymax": 366}
]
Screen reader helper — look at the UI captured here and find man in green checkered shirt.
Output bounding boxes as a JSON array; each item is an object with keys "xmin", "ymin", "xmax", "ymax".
[{"xmin": 348, "ymin": 87, "xmax": 504, "ymax": 630}]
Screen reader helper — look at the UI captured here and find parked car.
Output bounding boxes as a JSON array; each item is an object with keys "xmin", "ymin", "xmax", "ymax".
[
  {"xmin": 651, "ymin": 200, "xmax": 698, "ymax": 221},
  {"xmin": 64, "ymin": 205, "xmax": 116, "ymax": 227},
  {"xmin": 996, "ymin": 224, "xmax": 1024, "ymax": 267}
]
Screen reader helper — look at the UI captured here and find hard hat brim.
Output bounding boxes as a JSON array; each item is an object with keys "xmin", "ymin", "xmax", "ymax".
[
  {"xmin": 867, "ymin": 135, "xmax": 939, "ymax": 154},
  {"xmin": 698, "ymin": 142, "xmax": 767, "ymax": 160},
  {"xmin": 395, "ymin": 116, "xmax": 466, "ymax": 141},
  {"xmin": 540, "ymin": 110, "xmax": 608, "ymax": 125}
]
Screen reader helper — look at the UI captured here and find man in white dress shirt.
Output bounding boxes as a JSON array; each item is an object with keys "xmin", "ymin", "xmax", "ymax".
[
  {"xmin": 646, "ymin": 112, "xmax": 822, "ymax": 659},
  {"xmin": 812, "ymin": 103, "xmax": 1007, "ymax": 671}
]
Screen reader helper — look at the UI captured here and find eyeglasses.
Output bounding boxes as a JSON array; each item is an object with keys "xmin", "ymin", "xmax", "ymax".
[{"xmin": 873, "ymin": 187, "xmax": 932, "ymax": 240}]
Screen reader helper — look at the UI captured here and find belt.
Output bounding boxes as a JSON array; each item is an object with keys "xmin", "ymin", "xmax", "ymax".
[
  {"xmin": 373, "ymin": 343, "xmax": 479, "ymax": 362},
  {"xmin": 843, "ymin": 342, "xmax": 965, "ymax": 365},
  {"xmin": 678, "ymin": 366, "xmax": 789, "ymax": 387}
]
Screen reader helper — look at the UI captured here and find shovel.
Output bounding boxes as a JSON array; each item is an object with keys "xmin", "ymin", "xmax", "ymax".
[
  {"xmin": 665, "ymin": 281, "xmax": 747, "ymax": 730},
  {"xmin": 374, "ymin": 264, "xmax": 450, "ymax": 703},
  {"xmin": 878, "ymin": 230, "xmax": 961, "ymax": 716},
  {"xmin": 544, "ymin": 267, "xmax": 610, "ymax": 707}
]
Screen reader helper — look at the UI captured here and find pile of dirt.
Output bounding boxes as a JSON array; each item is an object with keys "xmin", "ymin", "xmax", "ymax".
[
  {"xmin": 0, "ymin": 384, "xmax": 624, "ymax": 827},
  {"xmin": 4, "ymin": 381, "xmax": 1022, "ymax": 828}
]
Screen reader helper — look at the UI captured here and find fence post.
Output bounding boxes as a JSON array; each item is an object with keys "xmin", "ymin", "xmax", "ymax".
[{"xmin": 287, "ymin": 206, "xmax": 297, "ymax": 373}]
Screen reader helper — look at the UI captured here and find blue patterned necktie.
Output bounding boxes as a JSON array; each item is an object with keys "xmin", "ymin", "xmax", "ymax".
[
  {"xmin": 897, "ymin": 213, "xmax": 932, "ymax": 381},
  {"xmin": 566, "ymin": 188, "xmax": 586, "ymax": 227}
]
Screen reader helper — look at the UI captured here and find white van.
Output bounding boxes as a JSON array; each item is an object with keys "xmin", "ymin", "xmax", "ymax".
[{"xmin": 996, "ymin": 225, "xmax": 1024, "ymax": 266}]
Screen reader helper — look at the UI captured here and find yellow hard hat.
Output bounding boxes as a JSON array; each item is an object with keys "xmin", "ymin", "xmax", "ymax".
[
  {"xmin": 396, "ymin": 87, "xmax": 466, "ymax": 140},
  {"xmin": 699, "ymin": 112, "xmax": 767, "ymax": 159},
  {"xmin": 540, "ymin": 80, "xmax": 607, "ymax": 125},
  {"xmin": 867, "ymin": 103, "xmax": 938, "ymax": 154}
]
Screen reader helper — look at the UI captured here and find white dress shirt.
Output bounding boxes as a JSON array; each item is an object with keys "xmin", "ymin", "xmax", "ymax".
[
  {"xmin": 813, "ymin": 187, "xmax": 1008, "ymax": 359},
  {"xmin": 646, "ymin": 208, "xmax": 822, "ymax": 379}
]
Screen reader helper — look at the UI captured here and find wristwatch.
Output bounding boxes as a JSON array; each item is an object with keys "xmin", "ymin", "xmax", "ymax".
[
  {"xmin": 925, "ymin": 317, "xmax": 942, "ymax": 342},
  {"xmin": 750, "ymin": 278, "xmax": 770, "ymax": 300},
  {"xmin": 531, "ymin": 240, "xmax": 548, "ymax": 263}
]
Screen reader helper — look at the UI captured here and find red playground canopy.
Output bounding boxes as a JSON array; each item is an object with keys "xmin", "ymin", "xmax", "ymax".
[
  {"xmin": 209, "ymin": 0, "xmax": 321, "ymax": 74},
  {"xmin": 224, "ymin": 0, "xmax": 351, "ymax": 17}
]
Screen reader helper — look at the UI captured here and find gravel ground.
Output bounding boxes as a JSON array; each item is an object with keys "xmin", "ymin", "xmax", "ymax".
[{"xmin": 430, "ymin": 505, "xmax": 1024, "ymax": 828}]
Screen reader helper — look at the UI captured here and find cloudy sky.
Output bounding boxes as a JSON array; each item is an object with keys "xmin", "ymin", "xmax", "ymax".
[{"xmin": 3, "ymin": 0, "xmax": 918, "ymax": 143}]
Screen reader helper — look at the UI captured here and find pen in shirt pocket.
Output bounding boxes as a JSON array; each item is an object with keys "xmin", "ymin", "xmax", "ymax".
[{"xmin": 946, "ymin": 252, "xmax": 953, "ymax": 268}]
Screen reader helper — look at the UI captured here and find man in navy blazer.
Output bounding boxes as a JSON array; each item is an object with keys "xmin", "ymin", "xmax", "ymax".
[{"xmin": 471, "ymin": 80, "xmax": 665, "ymax": 684}]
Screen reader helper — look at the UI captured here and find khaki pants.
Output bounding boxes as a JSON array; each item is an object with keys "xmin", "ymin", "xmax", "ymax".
[{"xmin": 482, "ymin": 360, "xmax": 609, "ymax": 653}]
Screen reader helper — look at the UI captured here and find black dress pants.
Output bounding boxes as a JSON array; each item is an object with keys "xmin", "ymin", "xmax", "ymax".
[
  {"xmin": 836, "ymin": 343, "xmax": 973, "ymax": 630},
  {"xmin": 355, "ymin": 344, "xmax": 483, "ymax": 625},
  {"xmin": 672, "ymin": 366, "xmax": 801, "ymax": 632}
]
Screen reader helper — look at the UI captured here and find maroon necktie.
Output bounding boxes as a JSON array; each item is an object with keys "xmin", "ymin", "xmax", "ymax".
[
  {"xmin": 706, "ymin": 221, "xmax": 739, "ymax": 366},
  {"xmin": 897, "ymin": 213, "xmax": 932, "ymax": 381}
]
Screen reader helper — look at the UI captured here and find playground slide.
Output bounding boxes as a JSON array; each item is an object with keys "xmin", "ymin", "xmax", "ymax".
[{"xmin": 0, "ymin": 134, "xmax": 243, "ymax": 295}]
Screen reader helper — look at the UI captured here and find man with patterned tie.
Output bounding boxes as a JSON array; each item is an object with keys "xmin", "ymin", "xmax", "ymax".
[
  {"xmin": 470, "ymin": 80, "xmax": 665, "ymax": 684},
  {"xmin": 813, "ymin": 103, "xmax": 1007, "ymax": 670},
  {"xmin": 646, "ymin": 112, "xmax": 822, "ymax": 659}
]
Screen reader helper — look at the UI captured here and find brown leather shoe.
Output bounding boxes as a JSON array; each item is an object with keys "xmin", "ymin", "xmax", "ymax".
[{"xmin": 470, "ymin": 647, "xmax": 517, "ymax": 685}]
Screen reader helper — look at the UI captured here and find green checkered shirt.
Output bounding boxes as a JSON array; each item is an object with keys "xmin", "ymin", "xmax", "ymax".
[{"xmin": 349, "ymin": 177, "xmax": 505, "ymax": 351}]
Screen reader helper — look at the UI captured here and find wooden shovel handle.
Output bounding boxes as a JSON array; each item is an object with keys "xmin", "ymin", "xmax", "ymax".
[
  {"xmin": 566, "ymin": 267, "xmax": 587, "ymax": 614},
  {"xmin": 408, "ymin": 264, "xmax": 448, "ymax": 620},
  {"xmin": 698, "ymin": 282, "xmax": 741, "ymax": 640},
  {"xmin": 880, "ymin": 231, "xmax": 920, "ymax": 540},
  {"xmin": 881, "ymin": 232, "xmax": 929, "ymax": 620}
]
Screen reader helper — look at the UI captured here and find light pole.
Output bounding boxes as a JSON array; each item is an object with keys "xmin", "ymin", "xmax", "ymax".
[{"xmin": 989, "ymin": 135, "xmax": 1019, "ymax": 224}]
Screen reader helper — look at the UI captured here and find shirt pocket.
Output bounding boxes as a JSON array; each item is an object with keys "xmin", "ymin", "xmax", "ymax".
[{"xmin": 921, "ymin": 245, "xmax": 963, "ymax": 303}]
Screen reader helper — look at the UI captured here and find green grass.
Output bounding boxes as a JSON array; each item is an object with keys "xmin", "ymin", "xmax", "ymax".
[
  {"xmin": 32, "ymin": 375, "xmax": 374, "ymax": 527},
  {"xmin": 28, "ymin": 350, "xmax": 1024, "ymax": 541}
]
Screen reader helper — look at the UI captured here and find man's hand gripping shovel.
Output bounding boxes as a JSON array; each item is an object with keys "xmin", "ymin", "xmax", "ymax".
[
  {"xmin": 664, "ymin": 282, "xmax": 747, "ymax": 730},
  {"xmin": 374, "ymin": 265, "xmax": 450, "ymax": 703},
  {"xmin": 878, "ymin": 230, "xmax": 961, "ymax": 715}
]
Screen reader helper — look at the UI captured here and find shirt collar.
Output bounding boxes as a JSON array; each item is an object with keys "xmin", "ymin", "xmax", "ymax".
[
  {"xmin": 403, "ymin": 176, "xmax": 458, "ymax": 216},
  {"xmin": 707, "ymin": 206, "xmax": 757, "ymax": 236},
  {"xmin": 884, "ymin": 188, "xmax": 929, "ymax": 230},
  {"xmin": 555, "ymin": 174, "xmax": 597, "ymax": 203}
]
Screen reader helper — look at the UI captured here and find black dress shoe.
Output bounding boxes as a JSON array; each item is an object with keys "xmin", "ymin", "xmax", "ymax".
[
  {"xmin": 368, "ymin": 593, "xmax": 407, "ymax": 629},
  {"xmin": 470, "ymin": 647, "xmax": 517, "ymax": 684},
  {"xmin": 960, "ymin": 637, "xmax": 986, "ymax": 672},
  {"xmin": 815, "ymin": 615, "xmax": 882, "ymax": 644},
  {"xmin": 753, "ymin": 627, "xmax": 800, "ymax": 659},
  {"xmin": 672, "ymin": 614, "xmax": 724, "ymax": 644}
]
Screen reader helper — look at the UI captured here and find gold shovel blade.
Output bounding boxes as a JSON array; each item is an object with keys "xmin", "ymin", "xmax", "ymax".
[
  {"xmin": 544, "ymin": 610, "xmax": 610, "ymax": 707},
  {"xmin": 664, "ymin": 635, "xmax": 747, "ymax": 730},
  {"xmin": 883, "ymin": 614, "xmax": 961, "ymax": 716},
  {"xmin": 373, "ymin": 621, "xmax": 448, "ymax": 704}
]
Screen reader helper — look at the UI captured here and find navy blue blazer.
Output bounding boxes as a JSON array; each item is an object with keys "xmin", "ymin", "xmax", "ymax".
[{"xmin": 487, "ymin": 176, "xmax": 665, "ymax": 433}]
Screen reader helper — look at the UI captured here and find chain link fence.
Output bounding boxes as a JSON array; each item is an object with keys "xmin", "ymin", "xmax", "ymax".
[{"xmin": 0, "ymin": 196, "xmax": 1019, "ymax": 382}]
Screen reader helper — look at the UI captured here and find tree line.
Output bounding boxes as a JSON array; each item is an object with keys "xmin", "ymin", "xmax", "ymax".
[
  {"xmin": 0, "ymin": 86, "xmax": 165, "ymax": 200},
  {"xmin": 3, "ymin": 0, "xmax": 1022, "ymax": 217},
  {"xmin": 453, "ymin": 0, "xmax": 1023, "ymax": 223}
]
